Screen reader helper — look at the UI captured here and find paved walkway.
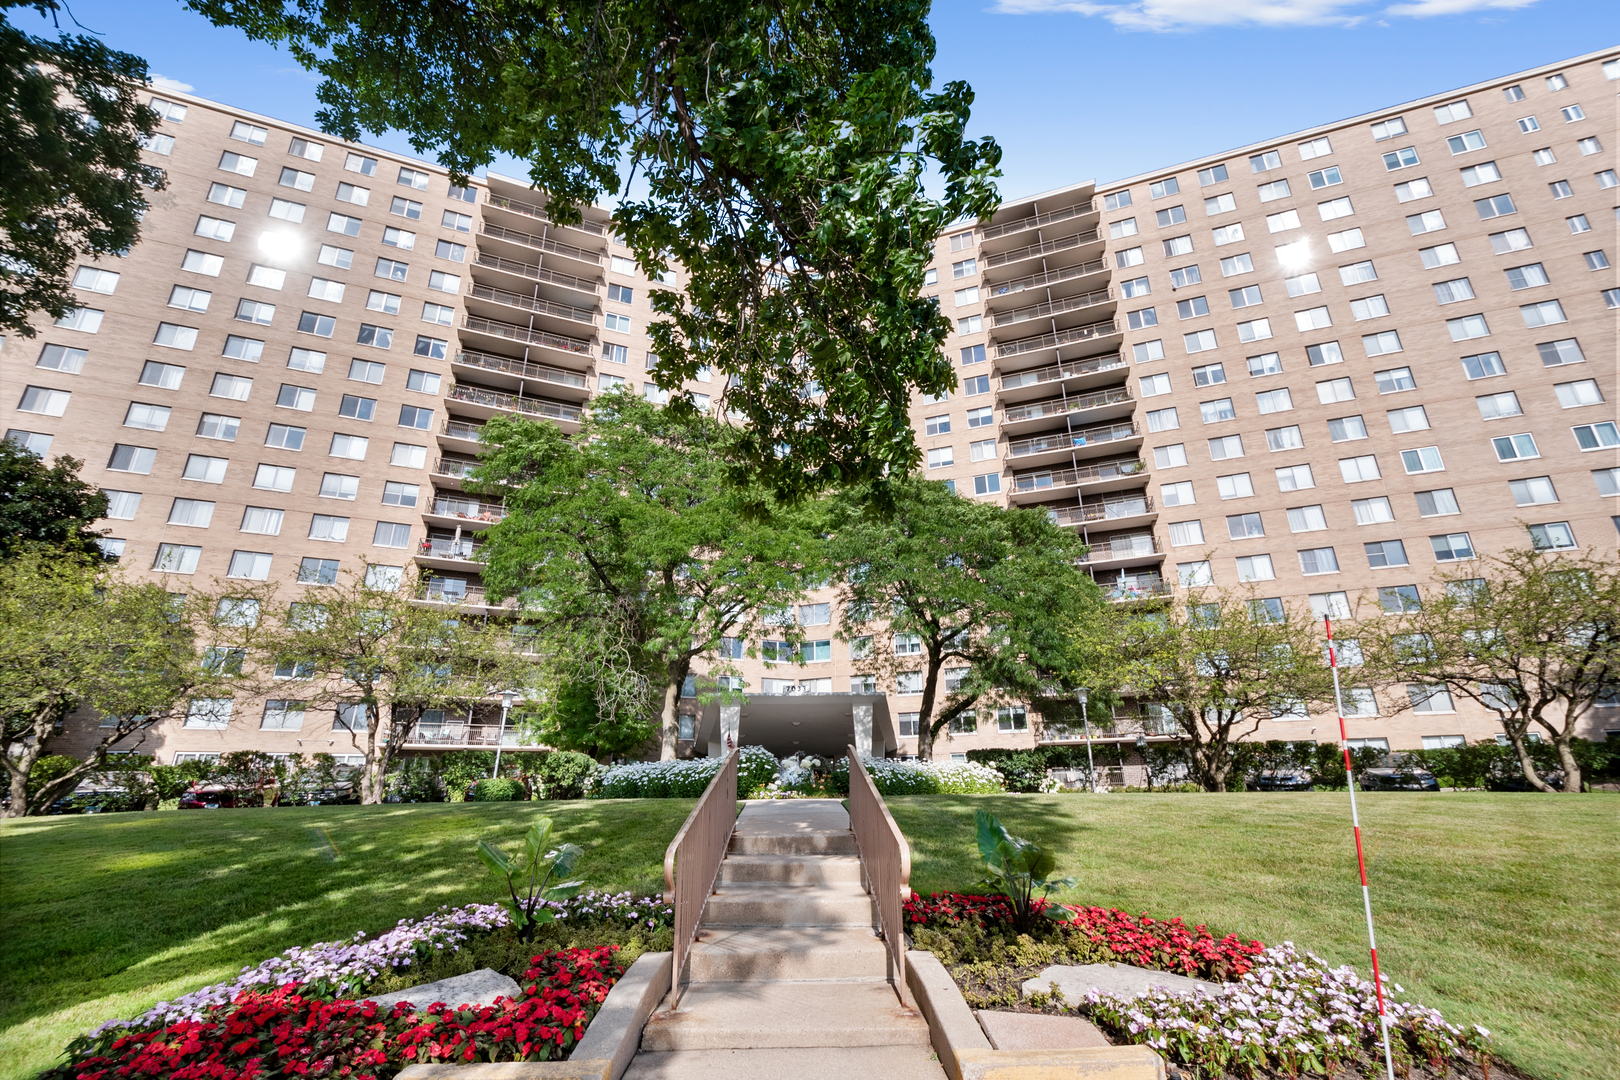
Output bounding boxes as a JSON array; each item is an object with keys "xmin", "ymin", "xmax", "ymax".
[{"xmin": 625, "ymin": 799, "xmax": 944, "ymax": 1080}]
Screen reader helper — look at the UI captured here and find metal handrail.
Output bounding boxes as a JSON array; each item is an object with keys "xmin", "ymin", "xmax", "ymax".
[
  {"xmin": 471, "ymin": 251, "xmax": 601, "ymax": 294},
  {"xmin": 1002, "ymin": 386, "xmax": 1131, "ymax": 424},
  {"xmin": 440, "ymin": 419, "xmax": 484, "ymax": 442},
  {"xmin": 429, "ymin": 497, "xmax": 506, "ymax": 522},
  {"xmin": 418, "ymin": 537, "xmax": 483, "ymax": 561},
  {"xmin": 1012, "ymin": 458, "xmax": 1144, "ymax": 493},
  {"xmin": 988, "ymin": 258, "xmax": 1108, "ymax": 300},
  {"xmin": 1007, "ymin": 421, "xmax": 1138, "ymax": 459},
  {"xmin": 663, "ymin": 749, "xmax": 740, "ymax": 1010},
  {"xmin": 1047, "ymin": 496, "xmax": 1154, "ymax": 526},
  {"xmin": 432, "ymin": 457, "xmax": 479, "ymax": 478},
  {"xmin": 448, "ymin": 383, "xmax": 583, "ymax": 423},
  {"xmin": 991, "ymin": 288, "xmax": 1113, "ymax": 328},
  {"xmin": 1107, "ymin": 578, "xmax": 1174, "ymax": 602},
  {"xmin": 403, "ymin": 722, "xmax": 527, "ymax": 748},
  {"xmin": 847, "ymin": 746, "xmax": 912, "ymax": 1007},
  {"xmin": 995, "ymin": 320, "xmax": 1118, "ymax": 359},
  {"xmin": 1078, "ymin": 534, "xmax": 1161, "ymax": 563},
  {"xmin": 455, "ymin": 349, "xmax": 589, "ymax": 390},
  {"xmin": 982, "ymin": 229, "xmax": 1101, "ymax": 269},
  {"xmin": 477, "ymin": 221, "xmax": 602, "ymax": 264},
  {"xmin": 461, "ymin": 314, "xmax": 593, "ymax": 356},
  {"xmin": 484, "ymin": 191, "xmax": 608, "ymax": 236},
  {"xmin": 999, "ymin": 354, "xmax": 1125, "ymax": 391},
  {"xmin": 469, "ymin": 283, "xmax": 596, "ymax": 325},
  {"xmin": 979, "ymin": 200, "xmax": 1097, "ymax": 241}
]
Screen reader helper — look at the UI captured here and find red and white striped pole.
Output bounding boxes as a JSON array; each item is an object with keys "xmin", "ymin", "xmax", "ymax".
[{"xmin": 1325, "ymin": 615, "xmax": 1396, "ymax": 1080}]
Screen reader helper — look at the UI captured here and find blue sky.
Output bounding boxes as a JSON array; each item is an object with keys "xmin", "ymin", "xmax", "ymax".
[{"xmin": 20, "ymin": 0, "xmax": 1619, "ymax": 201}]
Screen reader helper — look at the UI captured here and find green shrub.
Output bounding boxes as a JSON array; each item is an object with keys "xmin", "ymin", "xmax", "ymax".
[
  {"xmin": 535, "ymin": 751, "xmax": 601, "ymax": 800},
  {"xmin": 472, "ymin": 777, "xmax": 526, "ymax": 802},
  {"xmin": 27, "ymin": 755, "xmax": 82, "ymax": 802}
]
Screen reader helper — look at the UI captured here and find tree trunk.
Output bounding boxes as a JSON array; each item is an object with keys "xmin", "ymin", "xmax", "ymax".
[
  {"xmin": 1551, "ymin": 733, "xmax": 1583, "ymax": 793},
  {"xmin": 2, "ymin": 741, "xmax": 39, "ymax": 818},
  {"xmin": 360, "ymin": 702, "xmax": 385, "ymax": 805},
  {"xmin": 658, "ymin": 679, "xmax": 680, "ymax": 761},
  {"xmin": 914, "ymin": 658, "xmax": 944, "ymax": 762},
  {"xmin": 1506, "ymin": 728, "xmax": 1554, "ymax": 793}
]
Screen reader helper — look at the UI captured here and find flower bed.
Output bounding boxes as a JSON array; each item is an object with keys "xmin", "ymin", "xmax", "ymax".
[
  {"xmin": 592, "ymin": 745, "xmax": 778, "ymax": 798},
  {"xmin": 592, "ymin": 748, "xmax": 1007, "ymax": 799},
  {"xmin": 45, "ymin": 947, "xmax": 622, "ymax": 1080}
]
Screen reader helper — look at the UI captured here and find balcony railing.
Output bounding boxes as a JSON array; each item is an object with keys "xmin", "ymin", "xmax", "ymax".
[
  {"xmin": 418, "ymin": 537, "xmax": 484, "ymax": 562},
  {"xmin": 461, "ymin": 315, "xmax": 593, "ymax": 356},
  {"xmin": 416, "ymin": 580, "xmax": 489, "ymax": 605},
  {"xmin": 402, "ymin": 721, "xmax": 529, "ymax": 748},
  {"xmin": 1000, "ymin": 354, "xmax": 1125, "ymax": 392},
  {"xmin": 988, "ymin": 258, "xmax": 1108, "ymax": 300},
  {"xmin": 1007, "ymin": 421, "xmax": 1137, "ymax": 459},
  {"xmin": 448, "ymin": 383, "xmax": 583, "ymax": 424},
  {"xmin": 1047, "ymin": 496, "xmax": 1154, "ymax": 527},
  {"xmin": 991, "ymin": 288, "xmax": 1112, "ymax": 329},
  {"xmin": 432, "ymin": 457, "xmax": 480, "ymax": 480},
  {"xmin": 1012, "ymin": 458, "xmax": 1144, "ymax": 494},
  {"xmin": 982, "ymin": 229, "xmax": 1101, "ymax": 269},
  {"xmin": 469, "ymin": 283, "xmax": 596, "ymax": 325},
  {"xmin": 995, "ymin": 320, "xmax": 1118, "ymax": 359},
  {"xmin": 1105, "ymin": 576, "xmax": 1174, "ymax": 603},
  {"xmin": 478, "ymin": 221, "xmax": 602, "ymax": 264},
  {"xmin": 1079, "ymin": 533, "xmax": 1161, "ymax": 563},
  {"xmin": 979, "ymin": 200, "xmax": 1097, "ymax": 241},
  {"xmin": 484, "ymin": 191, "xmax": 608, "ymax": 236},
  {"xmin": 1002, "ymin": 386, "xmax": 1131, "ymax": 424},
  {"xmin": 471, "ymin": 251, "xmax": 601, "ymax": 294},
  {"xmin": 455, "ymin": 349, "xmax": 590, "ymax": 391},
  {"xmin": 440, "ymin": 419, "xmax": 484, "ymax": 442},
  {"xmin": 430, "ymin": 497, "xmax": 506, "ymax": 522}
]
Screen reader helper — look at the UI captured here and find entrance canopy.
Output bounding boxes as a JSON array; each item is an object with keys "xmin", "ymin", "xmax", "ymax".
[{"xmin": 693, "ymin": 693, "xmax": 896, "ymax": 759}]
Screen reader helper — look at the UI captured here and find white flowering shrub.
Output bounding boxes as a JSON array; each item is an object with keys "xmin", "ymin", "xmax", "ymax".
[
  {"xmin": 592, "ymin": 745, "xmax": 778, "ymax": 798},
  {"xmin": 1074, "ymin": 942, "xmax": 1490, "ymax": 1077},
  {"xmin": 861, "ymin": 756, "xmax": 1005, "ymax": 795}
]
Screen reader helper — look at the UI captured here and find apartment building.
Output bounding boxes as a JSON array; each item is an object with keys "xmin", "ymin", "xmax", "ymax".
[{"xmin": 7, "ymin": 48, "xmax": 1616, "ymax": 768}]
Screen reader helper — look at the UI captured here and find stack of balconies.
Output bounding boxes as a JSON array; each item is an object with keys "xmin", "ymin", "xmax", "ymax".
[
  {"xmin": 977, "ymin": 187, "xmax": 1165, "ymax": 598},
  {"xmin": 420, "ymin": 175, "xmax": 611, "ymax": 608}
]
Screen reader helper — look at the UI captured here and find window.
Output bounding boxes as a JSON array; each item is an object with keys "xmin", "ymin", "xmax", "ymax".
[
  {"xmin": 1475, "ymin": 193, "xmax": 1516, "ymax": 219},
  {"xmin": 1126, "ymin": 307, "xmax": 1158, "ymax": 331},
  {"xmin": 1109, "ymin": 218, "xmax": 1138, "ymax": 240},
  {"xmin": 297, "ymin": 311, "xmax": 336, "ymax": 337},
  {"xmin": 1204, "ymin": 192, "xmax": 1237, "ymax": 215},
  {"xmin": 103, "ymin": 489, "xmax": 141, "ymax": 520},
  {"xmin": 604, "ymin": 312, "xmax": 631, "ymax": 333},
  {"xmin": 1574, "ymin": 422, "xmax": 1620, "ymax": 451},
  {"xmin": 376, "ymin": 226, "xmax": 414, "ymax": 250},
  {"xmin": 195, "ymin": 413, "xmax": 239, "ymax": 441},
  {"xmin": 961, "ymin": 374, "xmax": 989, "ymax": 396},
  {"xmin": 1154, "ymin": 444, "xmax": 1188, "ymax": 468},
  {"xmin": 362, "ymin": 291, "xmax": 402, "ymax": 316},
  {"xmin": 338, "ymin": 395, "xmax": 375, "ymax": 421},
  {"xmin": 1177, "ymin": 560, "xmax": 1213, "ymax": 586},
  {"xmin": 1429, "ymin": 532, "xmax": 1474, "ymax": 562},
  {"xmin": 235, "ymin": 299, "xmax": 275, "ymax": 325},
  {"xmin": 1298, "ymin": 545, "xmax": 1340, "ymax": 575},
  {"xmin": 1407, "ymin": 685, "xmax": 1454, "ymax": 715},
  {"xmin": 308, "ymin": 277, "xmax": 345, "ymax": 303},
  {"xmin": 1560, "ymin": 104, "xmax": 1585, "ymax": 123},
  {"xmin": 206, "ymin": 372, "xmax": 251, "ymax": 401},
  {"xmin": 265, "ymin": 424, "xmax": 305, "ymax": 451},
  {"xmin": 150, "ymin": 543, "xmax": 203, "ymax": 576},
  {"xmin": 282, "ymin": 348, "xmax": 325, "ymax": 376},
  {"xmin": 365, "ymin": 521, "xmax": 410, "ymax": 548},
  {"xmin": 1549, "ymin": 179, "xmax": 1574, "ymax": 199},
  {"xmin": 1447, "ymin": 130, "xmax": 1489, "ymax": 155},
  {"xmin": 1217, "ymin": 472, "xmax": 1254, "ymax": 499},
  {"xmin": 1415, "ymin": 488, "xmax": 1460, "ymax": 517},
  {"xmin": 1235, "ymin": 554, "xmax": 1275, "ymax": 582},
  {"xmin": 1266, "ymin": 210, "xmax": 1301, "ymax": 233},
  {"xmin": 240, "ymin": 505, "xmax": 285, "ymax": 534},
  {"xmin": 434, "ymin": 239, "xmax": 467, "ymax": 262},
  {"xmin": 1145, "ymin": 406, "xmax": 1179, "ymax": 431},
  {"xmin": 1349, "ymin": 295, "xmax": 1389, "ymax": 321},
  {"xmin": 1317, "ymin": 197, "xmax": 1354, "ymax": 221},
  {"xmin": 1358, "ymin": 331, "xmax": 1403, "ymax": 359},
  {"xmin": 1455, "ymin": 161, "xmax": 1501, "ymax": 188},
  {"xmin": 218, "ymin": 150, "xmax": 257, "ymax": 176},
  {"xmin": 1477, "ymin": 392, "xmax": 1524, "ymax": 421},
  {"xmin": 1399, "ymin": 446, "xmax": 1443, "ymax": 474},
  {"xmin": 252, "ymin": 464, "xmax": 295, "ymax": 492},
  {"xmin": 1528, "ymin": 522, "xmax": 1576, "ymax": 550},
  {"xmin": 399, "ymin": 405, "xmax": 433, "ymax": 430},
  {"xmin": 1521, "ymin": 300, "xmax": 1566, "ymax": 328},
  {"xmin": 1120, "ymin": 276, "xmax": 1151, "ymax": 299},
  {"xmin": 1167, "ymin": 520, "xmax": 1204, "ymax": 547},
  {"xmin": 957, "ymin": 314, "xmax": 982, "ymax": 334},
  {"xmin": 123, "ymin": 401, "xmax": 171, "ymax": 432},
  {"xmin": 1593, "ymin": 467, "xmax": 1620, "ymax": 496},
  {"xmin": 245, "ymin": 264, "xmax": 287, "ymax": 293},
  {"xmin": 1302, "ymin": 342, "xmax": 1341, "ymax": 369},
  {"xmin": 926, "ymin": 446, "xmax": 954, "ymax": 469},
  {"xmin": 1317, "ymin": 377, "xmax": 1354, "ymax": 404},
  {"xmin": 275, "ymin": 383, "xmax": 316, "ymax": 411},
  {"xmin": 1295, "ymin": 306, "xmax": 1331, "ymax": 332},
  {"xmin": 970, "ymin": 472, "xmax": 1000, "ymax": 497},
  {"xmin": 310, "ymin": 515, "xmax": 350, "ymax": 542},
  {"xmin": 357, "ymin": 324, "xmax": 394, "ymax": 349},
  {"xmin": 206, "ymin": 182, "xmax": 247, "ymax": 210},
  {"xmin": 966, "ymin": 406, "xmax": 993, "ymax": 428},
  {"xmin": 1201, "ymin": 397, "xmax": 1235, "ymax": 423},
  {"xmin": 1567, "ymin": 215, "xmax": 1591, "ymax": 234},
  {"xmin": 1388, "ymin": 405, "xmax": 1430, "ymax": 433},
  {"xmin": 1210, "ymin": 434, "xmax": 1244, "ymax": 460},
  {"xmin": 1116, "ymin": 246, "xmax": 1144, "ymax": 268},
  {"xmin": 1394, "ymin": 178, "xmax": 1432, "ymax": 203},
  {"xmin": 1275, "ymin": 464, "xmax": 1315, "ymax": 491},
  {"xmin": 1446, "ymin": 314, "xmax": 1490, "ymax": 341},
  {"xmin": 1248, "ymin": 352, "xmax": 1283, "ymax": 377},
  {"xmin": 1161, "ymin": 481, "xmax": 1195, "ymax": 506},
  {"xmin": 1266, "ymin": 425, "xmax": 1303, "ymax": 452},
  {"xmin": 1226, "ymin": 510, "xmax": 1264, "ymax": 538},
  {"xmin": 1419, "ymin": 244, "xmax": 1461, "ymax": 271},
  {"xmin": 1407, "ymin": 209, "xmax": 1446, "ymax": 235},
  {"xmin": 1340, "ymin": 455, "xmax": 1380, "ymax": 483},
  {"xmin": 1328, "ymin": 415, "xmax": 1367, "ymax": 442},
  {"xmin": 1256, "ymin": 179, "xmax": 1291, "ymax": 204},
  {"xmin": 1287, "ymin": 504, "xmax": 1328, "ymax": 532},
  {"xmin": 330, "ymin": 433, "xmax": 368, "ymax": 460},
  {"xmin": 1587, "ymin": 251, "xmax": 1611, "ymax": 271},
  {"xmin": 1555, "ymin": 379, "xmax": 1604, "ymax": 408},
  {"xmin": 1212, "ymin": 224, "xmax": 1244, "ymax": 246},
  {"xmin": 1255, "ymin": 388, "xmax": 1292, "ymax": 414}
]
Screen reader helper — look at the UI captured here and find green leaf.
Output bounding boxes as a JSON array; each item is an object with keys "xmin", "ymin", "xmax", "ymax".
[{"xmin": 476, "ymin": 840, "xmax": 513, "ymax": 879}]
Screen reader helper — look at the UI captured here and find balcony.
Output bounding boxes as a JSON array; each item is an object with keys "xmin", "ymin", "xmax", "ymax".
[
  {"xmin": 997, "ymin": 354, "xmax": 1126, "ymax": 404},
  {"xmin": 447, "ymin": 383, "xmax": 583, "ymax": 427},
  {"xmin": 1006, "ymin": 421, "xmax": 1139, "ymax": 465},
  {"xmin": 987, "ymin": 258, "xmax": 1108, "ymax": 302},
  {"xmin": 460, "ymin": 315, "xmax": 593, "ymax": 360},
  {"xmin": 1000, "ymin": 386, "xmax": 1133, "ymax": 434},
  {"xmin": 478, "ymin": 221, "xmax": 602, "ymax": 265},
  {"xmin": 1008, "ymin": 458, "xmax": 1145, "ymax": 503},
  {"xmin": 403, "ymin": 721, "xmax": 532, "ymax": 748},
  {"xmin": 427, "ymin": 496, "xmax": 506, "ymax": 526},
  {"xmin": 982, "ymin": 229, "xmax": 1101, "ymax": 270},
  {"xmin": 1078, "ymin": 533, "xmax": 1161, "ymax": 565},
  {"xmin": 980, "ymin": 200, "xmax": 1097, "ymax": 242},
  {"xmin": 1104, "ymin": 575, "xmax": 1174, "ymax": 603},
  {"xmin": 468, "ymin": 283, "xmax": 596, "ymax": 327},
  {"xmin": 430, "ymin": 456, "xmax": 479, "ymax": 490},
  {"xmin": 414, "ymin": 579, "xmax": 505, "ymax": 608},
  {"xmin": 994, "ymin": 320, "xmax": 1118, "ymax": 362},
  {"xmin": 471, "ymin": 251, "xmax": 601, "ymax": 296},
  {"xmin": 416, "ymin": 535, "xmax": 484, "ymax": 565},
  {"xmin": 439, "ymin": 418, "xmax": 484, "ymax": 445},
  {"xmin": 1039, "ymin": 710, "xmax": 1180, "ymax": 743},
  {"xmin": 1047, "ymin": 495, "xmax": 1155, "ymax": 529},
  {"xmin": 484, "ymin": 191, "xmax": 607, "ymax": 236},
  {"xmin": 454, "ymin": 348, "xmax": 591, "ymax": 400},
  {"xmin": 990, "ymin": 289, "xmax": 1113, "ymax": 330}
]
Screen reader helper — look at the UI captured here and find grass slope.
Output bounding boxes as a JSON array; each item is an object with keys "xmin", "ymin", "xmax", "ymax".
[
  {"xmin": 889, "ymin": 792, "xmax": 1619, "ymax": 1080},
  {"xmin": 0, "ymin": 799, "xmax": 692, "ymax": 1080}
]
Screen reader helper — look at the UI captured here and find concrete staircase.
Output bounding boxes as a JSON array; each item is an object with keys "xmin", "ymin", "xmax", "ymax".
[{"xmin": 626, "ymin": 799, "xmax": 944, "ymax": 1079}]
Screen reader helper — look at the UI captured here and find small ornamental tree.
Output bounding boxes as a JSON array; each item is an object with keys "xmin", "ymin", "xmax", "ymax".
[
  {"xmin": 237, "ymin": 563, "xmax": 532, "ymax": 804},
  {"xmin": 0, "ymin": 441, "xmax": 109, "ymax": 560},
  {"xmin": 474, "ymin": 393, "xmax": 825, "ymax": 759},
  {"xmin": 2, "ymin": 3, "xmax": 165, "ymax": 335},
  {"xmin": 1072, "ymin": 588, "xmax": 1339, "ymax": 792},
  {"xmin": 1359, "ymin": 547, "xmax": 1619, "ymax": 793},
  {"xmin": 0, "ymin": 548, "xmax": 232, "ymax": 816},
  {"xmin": 828, "ymin": 476, "xmax": 1099, "ymax": 761}
]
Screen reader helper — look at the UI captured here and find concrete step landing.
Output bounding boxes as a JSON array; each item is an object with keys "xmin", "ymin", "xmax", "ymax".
[
  {"xmin": 624, "ymin": 1044, "xmax": 946, "ymax": 1080},
  {"xmin": 640, "ymin": 978, "xmax": 930, "ymax": 1052},
  {"xmin": 687, "ymin": 926, "xmax": 888, "ymax": 981}
]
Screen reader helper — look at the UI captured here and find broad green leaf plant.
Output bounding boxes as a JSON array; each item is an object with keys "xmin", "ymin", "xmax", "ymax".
[
  {"xmin": 477, "ymin": 818, "xmax": 586, "ymax": 944},
  {"xmin": 973, "ymin": 809, "xmax": 1074, "ymax": 935}
]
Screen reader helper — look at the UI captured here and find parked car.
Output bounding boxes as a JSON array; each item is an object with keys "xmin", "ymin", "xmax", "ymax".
[
  {"xmin": 1359, "ymin": 764, "xmax": 1440, "ymax": 791},
  {"xmin": 179, "ymin": 785, "xmax": 248, "ymax": 809},
  {"xmin": 1250, "ymin": 769, "xmax": 1313, "ymax": 791},
  {"xmin": 1484, "ymin": 766, "xmax": 1566, "ymax": 791}
]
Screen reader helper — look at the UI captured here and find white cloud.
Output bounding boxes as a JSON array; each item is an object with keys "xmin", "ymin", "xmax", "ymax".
[
  {"xmin": 149, "ymin": 75, "xmax": 194, "ymax": 93},
  {"xmin": 993, "ymin": 0, "xmax": 1539, "ymax": 29}
]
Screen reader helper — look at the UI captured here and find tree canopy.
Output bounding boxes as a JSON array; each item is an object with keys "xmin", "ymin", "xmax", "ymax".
[
  {"xmin": 1, "ymin": 2, "xmax": 163, "ymax": 335},
  {"xmin": 474, "ymin": 392, "xmax": 826, "ymax": 758},
  {"xmin": 184, "ymin": 0, "xmax": 1001, "ymax": 499},
  {"xmin": 828, "ymin": 477, "xmax": 1099, "ymax": 761},
  {"xmin": 0, "ymin": 440, "xmax": 109, "ymax": 560}
]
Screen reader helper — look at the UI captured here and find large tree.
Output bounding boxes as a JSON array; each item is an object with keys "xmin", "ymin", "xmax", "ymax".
[
  {"xmin": 0, "ymin": 548, "xmax": 228, "ymax": 816},
  {"xmin": 1, "ymin": 2, "xmax": 164, "ymax": 335},
  {"xmin": 827, "ymin": 477, "xmax": 1099, "ymax": 762},
  {"xmin": 1359, "ymin": 547, "xmax": 1619, "ymax": 794},
  {"xmin": 184, "ymin": 0, "xmax": 1000, "ymax": 499},
  {"xmin": 1072, "ymin": 589, "xmax": 1340, "ymax": 792},
  {"xmin": 0, "ymin": 440, "xmax": 109, "ymax": 560},
  {"xmin": 238, "ymin": 563, "xmax": 531, "ymax": 804},
  {"xmin": 474, "ymin": 392, "xmax": 824, "ymax": 759}
]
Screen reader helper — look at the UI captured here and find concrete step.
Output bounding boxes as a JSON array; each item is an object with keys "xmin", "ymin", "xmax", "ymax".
[
  {"xmin": 624, "ymin": 1045, "xmax": 947, "ymax": 1080},
  {"xmin": 687, "ymin": 926, "xmax": 888, "ymax": 981},
  {"xmin": 703, "ymin": 882, "xmax": 874, "ymax": 928},
  {"xmin": 640, "ymin": 979, "xmax": 930, "ymax": 1052},
  {"xmin": 727, "ymin": 830, "xmax": 859, "ymax": 856},
  {"xmin": 718, "ymin": 853, "xmax": 863, "ymax": 885}
]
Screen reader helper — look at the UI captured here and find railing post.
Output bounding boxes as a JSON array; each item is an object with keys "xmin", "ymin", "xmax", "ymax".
[
  {"xmin": 846, "ymin": 746, "xmax": 913, "ymax": 1007},
  {"xmin": 661, "ymin": 749, "xmax": 739, "ymax": 1011}
]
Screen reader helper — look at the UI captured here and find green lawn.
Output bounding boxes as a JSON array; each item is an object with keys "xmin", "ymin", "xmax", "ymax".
[
  {"xmin": 0, "ymin": 799, "xmax": 693, "ymax": 1080},
  {"xmin": 889, "ymin": 792, "xmax": 1620, "ymax": 1080}
]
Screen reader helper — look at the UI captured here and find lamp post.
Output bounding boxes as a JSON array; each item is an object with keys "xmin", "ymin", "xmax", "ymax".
[
  {"xmin": 1078, "ymin": 687, "xmax": 1096, "ymax": 793},
  {"xmin": 492, "ymin": 690, "xmax": 516, "ymax": 777}
]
